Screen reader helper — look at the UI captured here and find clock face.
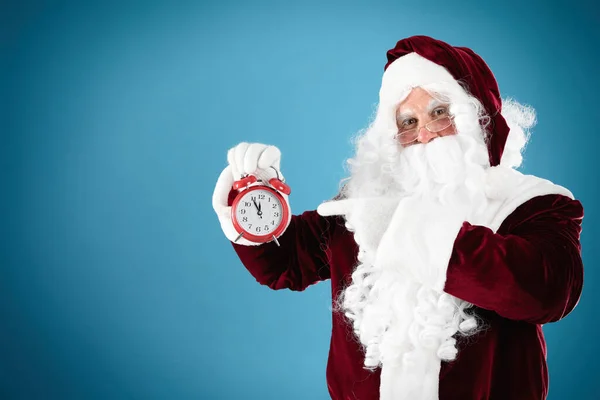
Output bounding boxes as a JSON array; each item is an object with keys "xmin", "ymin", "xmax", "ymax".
[{"xmin": 234, "ymin": 187, "xmax": 284, "ymax": 237}]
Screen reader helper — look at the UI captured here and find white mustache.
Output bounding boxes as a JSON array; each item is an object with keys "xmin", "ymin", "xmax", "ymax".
[{"xmin": 391, "ymin": 135, "xmax": 471, "ymax": 196}]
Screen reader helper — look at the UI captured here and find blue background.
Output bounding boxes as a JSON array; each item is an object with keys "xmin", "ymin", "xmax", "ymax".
[{"xmin": 2, "ymin": 0, "xmax": 598, "ymax": 399}]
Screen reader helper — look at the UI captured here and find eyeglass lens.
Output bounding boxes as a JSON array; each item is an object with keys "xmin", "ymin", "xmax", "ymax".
[{"xmin": 396, "ymin": 116, "xmax": 453, "ymax": 143}]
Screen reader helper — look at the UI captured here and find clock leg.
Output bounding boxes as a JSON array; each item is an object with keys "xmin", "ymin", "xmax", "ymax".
[
  {"xmin": 272, "ymin": 235, "xmax": 280, "ymax": 247},
  {"xmin": 234, "ymin": 232, "xmax": 244, "ymax": 243}
]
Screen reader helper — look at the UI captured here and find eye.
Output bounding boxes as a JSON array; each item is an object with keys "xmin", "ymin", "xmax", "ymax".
[
  {"xmin": 433, "ymin": 107, "xmax": 448, "ymax": 117},
  {"xmin": 401, "ymin": 118, "xmax": 417, "ymax": 128}
]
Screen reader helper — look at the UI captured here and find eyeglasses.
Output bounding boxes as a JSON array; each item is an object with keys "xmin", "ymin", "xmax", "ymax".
[{"xmin": 394, "ymin": 115, "xmax": 455, "ymax": 145}]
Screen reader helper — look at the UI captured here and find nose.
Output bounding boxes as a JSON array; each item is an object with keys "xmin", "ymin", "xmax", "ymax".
[{"xmin": 416, "ymin": 126, "xmax": 438, "ymax": 144}]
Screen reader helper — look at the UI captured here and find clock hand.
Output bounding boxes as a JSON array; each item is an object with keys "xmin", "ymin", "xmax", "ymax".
[{"xmin": 252, "ymin": 199, "xmax": 263, "ymax": 219}]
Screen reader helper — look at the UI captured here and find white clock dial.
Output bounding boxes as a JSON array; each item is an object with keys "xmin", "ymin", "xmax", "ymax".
[{"xmin": 236, "ymin": 188, "xmax": 284, "ymax": 235}]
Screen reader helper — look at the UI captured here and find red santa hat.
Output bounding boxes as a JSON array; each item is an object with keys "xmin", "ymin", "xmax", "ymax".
[{"xmin": 382, "ymin": 35, "xmax": 510, "ymax": 167}]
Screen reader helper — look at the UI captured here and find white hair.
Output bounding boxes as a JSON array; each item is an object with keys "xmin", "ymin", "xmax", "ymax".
[{"xmin": 500, "ymin": 97, "xmax": 536, "ymax": 168}]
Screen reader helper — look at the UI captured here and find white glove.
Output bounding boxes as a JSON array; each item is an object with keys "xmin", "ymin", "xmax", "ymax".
[
  {"xmin": 317, "ymin": 197, "xmax": 401, "ymax": 254},
  {"xmin": 212, "ymin": 142, "xmax": 291, "ymax": 246}
]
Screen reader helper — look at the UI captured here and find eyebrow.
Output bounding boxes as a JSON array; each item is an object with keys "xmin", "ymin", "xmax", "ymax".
[
  {"xmin": 427, "ymin": 98, "xmax": 445, "ymax": 111},
  {"xmin": 396, "ymin": 108, "xmax": 414, "ymax": 121},
  {"xmin": 396, "ymin": 99, "xmax": 448, "ymax": 121}
]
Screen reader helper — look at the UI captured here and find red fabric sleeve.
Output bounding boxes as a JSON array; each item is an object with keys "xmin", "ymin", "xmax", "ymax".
[
  {"xmin": 444, "ymin": 194, "xmax": 584, "ymax": 324},
  {"xmin": 228, "ymin": 189, "xmax": 336, "ymax": 291}
]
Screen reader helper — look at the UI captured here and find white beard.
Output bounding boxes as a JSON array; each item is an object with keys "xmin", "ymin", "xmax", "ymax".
[{"xmin": 338, "ymin": 134, "xmax": 489, "ymax": 399}]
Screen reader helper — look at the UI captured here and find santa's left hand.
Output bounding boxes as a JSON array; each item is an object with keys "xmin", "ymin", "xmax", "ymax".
[{"xmin": 318, "ymin": 197, "xmax": 403, "ymax": 254}]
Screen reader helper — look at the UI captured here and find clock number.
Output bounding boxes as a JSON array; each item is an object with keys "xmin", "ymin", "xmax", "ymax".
[
  {"xmin": 244, "ymin": 201, "xmax": 251, "ymax": 207},
  {"xmin": 271, "ymin": 220, "xmax": 275, "ymax": 225},
  {"xmin": 248, "ymin": 224, "xmax": 252, "ymax": 229},
  {"xmin": 256, "ymin": 227, "xmax": 261, "ymax": 233},
  {"xmin": 264, "ymin": 225, "xmax": 269, "ymax": 231},
  {"xmin": 240, "ymin": 209, "xmax": 246, "ymax": 214},
  {"xmin": 274, "ymin": 212, "xmax": 279, "ymax": 217},
  {"xmin": 258, "ymin": 194, "xmax": 265, "ymax": 199},
  {"xmin": 242, "ymin": 216, "xmax": 247, "ymax": 222},
  {"xmin": 272, "ymin": 204, "xmax": 277, "ymax": 209},
  {"xmin": 251, "ymin": 196, "xmax": 256, "ymax": 202}
]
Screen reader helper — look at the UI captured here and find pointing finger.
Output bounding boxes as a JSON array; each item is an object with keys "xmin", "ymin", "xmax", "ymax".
[{"xmin": 317, "ymin": 199, "xmax": 356, "ymax": 216}]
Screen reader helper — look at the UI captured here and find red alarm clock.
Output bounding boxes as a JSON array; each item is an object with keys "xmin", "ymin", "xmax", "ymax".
[{"xmin": 230, "ymin": 168, "xmax": 291, "ymax": 246}]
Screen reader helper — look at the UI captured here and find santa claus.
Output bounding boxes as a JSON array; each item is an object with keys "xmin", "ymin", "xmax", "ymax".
[{"xmin": 212, "ymin": 36, "xmax": 584, "ymax": 400}]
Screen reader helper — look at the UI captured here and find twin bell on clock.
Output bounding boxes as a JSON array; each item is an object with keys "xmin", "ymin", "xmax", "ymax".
[{"xmin": 230, "ymin": 167, "xmax": 291, "ymax": 246}]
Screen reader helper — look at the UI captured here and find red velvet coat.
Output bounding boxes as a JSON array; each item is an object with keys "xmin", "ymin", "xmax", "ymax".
[{"xmin": 230, "ymin": 192, "xmax": 584, "ymax": 400}]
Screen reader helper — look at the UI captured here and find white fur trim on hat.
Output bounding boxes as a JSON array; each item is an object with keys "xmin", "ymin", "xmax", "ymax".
[{"xmin": 379, "ymin": 53, "xmax": 464, "ymax": 106}]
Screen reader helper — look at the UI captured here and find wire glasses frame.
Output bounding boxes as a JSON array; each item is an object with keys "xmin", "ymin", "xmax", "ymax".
[{"xmin": 394, "ymin": 115, "xmax": 455, "ymax": 145}]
